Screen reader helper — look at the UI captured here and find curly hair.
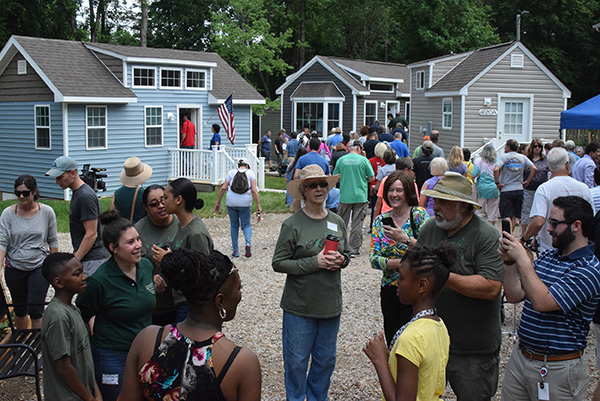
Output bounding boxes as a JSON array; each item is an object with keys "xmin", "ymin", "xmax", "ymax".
[{"xmin": 405, "ymin": 242, "xmax": 458, "ymax": 296}]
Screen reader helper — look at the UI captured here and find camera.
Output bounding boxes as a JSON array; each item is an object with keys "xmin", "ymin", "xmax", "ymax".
[{"xmin": 80, "ymin": 164, "xmax": 107, "ymax": 192}]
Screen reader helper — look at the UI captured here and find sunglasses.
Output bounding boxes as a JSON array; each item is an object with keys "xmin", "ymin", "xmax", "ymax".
[
  {"xmin": 147, "ymin": 197, "xmax": 166, "ymax": 208},
  {"xmin": 533, "ymin": 144, "xmax": 542, "ymax": 148},
  {"xmin": 546, "ymin": 218, "xmax": 573, "ymax": 229},
  {"xmin": 14, "ymin": 190, "xmax": 31, "ymax": 197},
  {"xmin": 307, "ymin": 182, "xmax": 329, "ymax": 189}
]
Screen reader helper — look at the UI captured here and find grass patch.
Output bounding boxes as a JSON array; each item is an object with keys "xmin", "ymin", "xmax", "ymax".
[
  {"xmin": 264, "ymin": 175, "xmax": 287, "ymax": 190},
  {"xmin": 0, "ymin": 190, "xmax": 289, "ymax": 233}
]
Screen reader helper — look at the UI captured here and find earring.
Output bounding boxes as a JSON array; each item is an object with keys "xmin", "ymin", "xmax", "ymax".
[{"xmin": 219, "ymin": 308, "xmax": 227, "ymax": 320}]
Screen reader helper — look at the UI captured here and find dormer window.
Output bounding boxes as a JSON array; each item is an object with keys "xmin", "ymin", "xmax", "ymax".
[
  {"xmin": 133, "ymin": 67, "xmax": 156, "ymax": 88},
  {"xmin": 416, "ymin": 71, "xmax": 425, "ymax": 90},
  {"xmin": 369, "ymin": 82, "xmax": 394, "ymax": 93},
  {"xmin": 186, "ymin": 70, "xmax": 207, "ymax": 90},
  {"xmin": 160, "ymin": 68, "xmax": 182, "ymax": 89}
]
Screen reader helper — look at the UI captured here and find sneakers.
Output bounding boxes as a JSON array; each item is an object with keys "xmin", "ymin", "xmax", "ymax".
[
  {"xmin": 232, "ymin": 250, "xmax": 240, "ymax": 258},
  {"xmin": 245, "ymin": 245, "xmax": 251, "ymax": 258},
  {"xmin": 350, "ymin": 252, "xmax": 360, "ymax": 258}
]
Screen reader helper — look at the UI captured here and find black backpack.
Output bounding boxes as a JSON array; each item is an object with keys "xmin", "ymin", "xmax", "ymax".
[{"xmin": 230, "ymin": 170, "xmax": 249, "ymax": 194}]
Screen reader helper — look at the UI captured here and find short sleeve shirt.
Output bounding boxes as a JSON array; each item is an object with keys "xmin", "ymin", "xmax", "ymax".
[
  {"xmin": 496, "ymin": 152, "xmax": 533, "ymax": 192},
  {"xmin": 333, "ymin": 153, "xmax": 375, "ymax": 204},
  {"xmin": 70, "ymin": 184, "xmax": 109, "ymax": 261},
  {"xmin": 296, "ymin": 152, "xmax": 331, "ymax": 174},
  {"xmin": 225, "ymin": 168, "xmax": 256, "ymax": 207}
]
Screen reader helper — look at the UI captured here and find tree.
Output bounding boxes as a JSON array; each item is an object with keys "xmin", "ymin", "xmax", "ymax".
[
  {"xmin": 140, "ymin": 0, "xmax": 148, "ymax": 47},
  {"xmin": 211, "ymin": 0, "xmax": 293, "ymax": 98}
]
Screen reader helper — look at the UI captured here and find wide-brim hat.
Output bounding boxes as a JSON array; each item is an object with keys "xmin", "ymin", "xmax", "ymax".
[
  {"xmin": 421, "ymin": 171, "xmax": 480, "ymax": 208},
  {"xmin": 120, "ymin": 157, "xmax": 152, "ymax": 186},
  {"xmin": 287, "ymin": 165, "xmax": 340, "ymax": 201}
]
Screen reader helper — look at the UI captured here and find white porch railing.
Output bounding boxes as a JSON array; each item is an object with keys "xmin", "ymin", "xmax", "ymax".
[
  {"xmin": 471, "ymin": 137, "xmax": 555, "ymax": 161},
  {"xmin": 169, "ymin": 144, "xmax": 265, "ymax": 189}
]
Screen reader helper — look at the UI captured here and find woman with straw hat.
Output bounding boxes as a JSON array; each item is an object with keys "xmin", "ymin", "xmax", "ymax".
[
  {"xmin": 272, "ymin": 165, "xmax": 350, "ymax": 401},
  {"xmin": 111, "ymin": 157, "xmax": 152, "ymax": 223}
]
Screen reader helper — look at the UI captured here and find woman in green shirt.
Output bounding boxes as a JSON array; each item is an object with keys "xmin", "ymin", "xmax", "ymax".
[
  {"xmin": 76, "ymin": 210, "xmax": 156, "ymax": 401},
  {"xmin": 272, "ymin": 165, "xmax": 350, "ymax": 401}
]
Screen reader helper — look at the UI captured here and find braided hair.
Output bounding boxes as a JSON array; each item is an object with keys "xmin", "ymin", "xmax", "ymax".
[{"xmin": 405, "ymin": 241, "xmax": 458, "ymax": 296}]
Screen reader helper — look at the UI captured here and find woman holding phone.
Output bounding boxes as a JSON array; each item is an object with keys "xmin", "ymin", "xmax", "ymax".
[{"xmin": 370, "ymin": 170, "xmax": 429, "ymax": 347}]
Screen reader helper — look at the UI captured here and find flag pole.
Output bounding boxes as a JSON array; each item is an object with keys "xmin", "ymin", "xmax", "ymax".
[{"xmin": 204, "ymin": 91, "xmax": 235, "ymax": 124}]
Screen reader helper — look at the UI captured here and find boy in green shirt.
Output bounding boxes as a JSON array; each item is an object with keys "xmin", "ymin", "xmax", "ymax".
[{"xmin": 41, "ymin": 253, "xmax": 101, "ymax": 401}]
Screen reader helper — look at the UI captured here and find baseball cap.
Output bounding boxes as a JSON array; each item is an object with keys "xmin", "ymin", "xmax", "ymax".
[{"xmin": 46, "ymin": 156, "xmax": 78, "ymax": 177}]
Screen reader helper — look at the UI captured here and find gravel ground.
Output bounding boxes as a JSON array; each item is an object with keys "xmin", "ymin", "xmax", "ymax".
[{"xmin": 1, "ymin": 213, "xmax": 599, "ymax": 400}]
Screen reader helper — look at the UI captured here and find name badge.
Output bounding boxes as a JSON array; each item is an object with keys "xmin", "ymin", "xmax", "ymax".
[
  {"xmin": 537, "ymin": 382, "xmax": 549, "ymax": 400},
  {"xmin": 102, "ymin": 374, "xmax": 119, "ymax": 385},
  {"xmin": 327, "ymin": 222, "xmax": 338, "ymax": 232}
]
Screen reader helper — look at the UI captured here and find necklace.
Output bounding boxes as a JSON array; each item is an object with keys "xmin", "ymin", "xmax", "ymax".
[{"xmin": 389, "ymin": 308, "xmax": 437, "ymax": 351}]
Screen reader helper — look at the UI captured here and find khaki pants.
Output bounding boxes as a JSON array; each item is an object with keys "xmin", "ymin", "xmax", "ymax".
[{"xmin": 337, "ymin": 202, "xmax": 368, "ymax": 254}]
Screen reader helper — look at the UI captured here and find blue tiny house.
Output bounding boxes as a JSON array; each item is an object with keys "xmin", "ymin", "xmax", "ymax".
[{"xmin": 0, "ymin": 36, "xmax": 264, "ymax": 199}]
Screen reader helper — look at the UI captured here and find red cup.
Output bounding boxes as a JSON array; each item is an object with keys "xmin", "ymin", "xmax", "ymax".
[{"xmin": 324, "ymin": 235, "xmax": 340, "ymax": 253}]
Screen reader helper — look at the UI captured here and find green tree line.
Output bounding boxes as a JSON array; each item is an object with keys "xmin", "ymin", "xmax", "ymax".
[{"xmin": 1, "ymin": 0, "xmax": 599, "ymax": 105}]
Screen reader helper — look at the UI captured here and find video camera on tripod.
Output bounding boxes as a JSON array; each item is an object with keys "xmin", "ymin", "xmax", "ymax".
[{"xmin": 80, "ymin": 164, "xmax": 107, "ymax": 192}]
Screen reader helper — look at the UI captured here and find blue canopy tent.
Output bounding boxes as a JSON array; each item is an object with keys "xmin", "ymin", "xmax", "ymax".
[{"xmin": 560, "ymin": 94, "xmax": 600, "ymax": 129}]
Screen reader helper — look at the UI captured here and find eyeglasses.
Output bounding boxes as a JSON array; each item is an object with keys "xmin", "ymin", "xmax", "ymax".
[
  {"xmin": 307, "ymin": 182, "xmax": 329, "ymax": 189},
  {"xmin": 533, "ymin": 144, "xmax": 542, "ymax": 149},
  {"xmin": 547, "ymin": 218, "xmax": 573, "ymax": 229},
  {"xmin": 147, "ymin": 197, "xmax": 166, "ymax": 208},
  {"xmin": 14, "ymin": 190, "xmax": 31, "ymax": 197}
]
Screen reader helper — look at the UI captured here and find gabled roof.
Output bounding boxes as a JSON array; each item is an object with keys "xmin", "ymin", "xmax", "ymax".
[
  {"xmin": 0, "ymin": 35, "xmax": 136, "ymax": 103},
  {"xmin": 0, "ymin": 35, "xmax": 264, "ymax": 104},
  {"xmin": 276, "ymin": 55, "xmax": 409, "ymax": 96},
  {"xmin": 291, "ymin": 82, "xmax": 345, "ymax": 99}
]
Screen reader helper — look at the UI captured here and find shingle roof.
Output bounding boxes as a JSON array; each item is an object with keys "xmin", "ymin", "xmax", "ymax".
[
  {"xmin": 13, "ymin": 35, "xmax": 135, "ymax": 99},
  {"xmin": 291, "ymin": 82, "xmax": 344, "ymax": 98},
  {"xmin": 329, "ymin": 57, "xmax": 410, "ymax": 92},
  {"xmin": 86, "ymin": 42, "xmax": 263, "ymax": 101},
  {"xmin": 316, "ymin": 56, "xmax": 366, "ymax": 93},
  {"xmin": 427, "ymin": 42, "xmax": 514, "ymax": 92}
]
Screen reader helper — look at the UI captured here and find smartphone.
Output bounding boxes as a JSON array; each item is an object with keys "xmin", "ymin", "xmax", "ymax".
[
  {"xmin": 381, "ymin": 217, "xmax": 395, "ymax": 228},
  {"xmin": 501, "ymin": 218, "xmax": 511, "ymax": 238}
]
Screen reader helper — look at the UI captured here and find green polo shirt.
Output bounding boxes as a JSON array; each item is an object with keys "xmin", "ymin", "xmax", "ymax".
[{"xmin": 76, "ymin": 257, "xmax": 156, "ymax": 351}]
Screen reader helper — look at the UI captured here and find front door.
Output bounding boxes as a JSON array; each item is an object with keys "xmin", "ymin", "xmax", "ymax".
[{"xmin": 497, "ymin": 96, "xmax": 532, "ymax": 144}]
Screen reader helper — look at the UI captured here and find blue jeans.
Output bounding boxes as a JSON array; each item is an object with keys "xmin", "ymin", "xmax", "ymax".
[
  {"xmin": 227, "ymin": 206, "xmax": 252, "ymax": 252},
  {"xmin": 282, "ymin": 312, "xmax": 340, "ymax": 401},
  {"xmin": 91, "ymin": 344, "xmax": 128, "ymax": 401}
]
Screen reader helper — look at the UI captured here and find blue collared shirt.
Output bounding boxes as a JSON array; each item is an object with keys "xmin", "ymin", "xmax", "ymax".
[{"xmin": 572, "ymin": 154, "xmax": 596, "ymax": 188}]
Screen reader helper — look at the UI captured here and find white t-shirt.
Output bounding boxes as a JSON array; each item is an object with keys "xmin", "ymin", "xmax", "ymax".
[
  {"xmin": 496, "ymin": 152, "xmax": 533, "ymax": 192},
  {"xmin": 529, "ymin": 176, "xmax": 593, "ymax": 252},
  {"xmin": 225, "ymin": 168, "xmax": 256, "ymax": 207}
]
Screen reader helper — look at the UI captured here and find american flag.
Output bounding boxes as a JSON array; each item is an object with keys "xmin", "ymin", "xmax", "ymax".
[{"xmin": 218, "ymin": 94, "xmax": 235, "ymax": 144}]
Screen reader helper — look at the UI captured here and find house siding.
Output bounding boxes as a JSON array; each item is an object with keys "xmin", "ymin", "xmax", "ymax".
[
  {"xmin": 0, "ymin": 102, "xmax": 64, "ymax": 198},
  {"xmin": 463, "ymin": 48, "xmax": 565, "ymax": 150},
  {"xmin": 94, "ymin": 52, "xmax": 123, "ymax": 83},
  {"xmin": 0, "ymin": 54, "xmax": 53, "ymax": 102}
]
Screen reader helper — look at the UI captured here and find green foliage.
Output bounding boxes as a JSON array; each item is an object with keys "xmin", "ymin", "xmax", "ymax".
[{"xmin": 252, "ymin": 97, "xmax": 281, "ymax": 115}]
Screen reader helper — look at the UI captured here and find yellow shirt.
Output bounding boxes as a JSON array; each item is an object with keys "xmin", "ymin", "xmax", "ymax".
[{"xmin": 387, "ymin": 318, "xmax": 450, "ymax": 401}]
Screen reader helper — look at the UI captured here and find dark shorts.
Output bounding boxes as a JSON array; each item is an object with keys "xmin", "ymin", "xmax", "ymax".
[
  {"xmin": 446, "ymin": 351, "xmax": 500, "ymax": 400},
  {"xmin": 4, "ymin": 266, "xmax": 49, "ymax": 319},
  {"xmin": 499, "ymin": 190, "xmax": 523, "ymax": 219}
]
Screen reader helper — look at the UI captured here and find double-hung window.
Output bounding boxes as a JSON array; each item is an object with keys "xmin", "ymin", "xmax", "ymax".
[
  {"xmin": 442, "ymin": 98, "xmax": 452, "ymax": 129},
  {"xmin": 145, "ymin": 106, "xmax": 163, "ymax": 146},
  {"xmin": 416, "ymin": 71, "xmax": 425, "ymax": 90},
  {"xmin": 35, "ymin": 105, "xmax": 51, "ymax": 149},
  {"xmin": 86, "ymin": 106, "xmax": 107, "ymax": 149}
]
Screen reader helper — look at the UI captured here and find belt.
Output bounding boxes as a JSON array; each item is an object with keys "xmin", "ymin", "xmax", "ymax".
[{"xmin": 519, "ymin": 343, "xmax": 582, "ymax": 362}]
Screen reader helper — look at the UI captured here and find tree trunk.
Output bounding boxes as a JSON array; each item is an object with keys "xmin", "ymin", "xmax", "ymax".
[
  {"xmin": 298, "ymin": 0, "xmax": 306, "ymax": 67},
  {"xmin": 89, "ymin": 0, "xmax": 97, "ymax": 42},
  {"xmin": 140, "ymin": 0, "xmax": 148, "ymax": 47},
  {"xmin": 258, "ymin": 71, "xmax": 271, "ymax": 99}
]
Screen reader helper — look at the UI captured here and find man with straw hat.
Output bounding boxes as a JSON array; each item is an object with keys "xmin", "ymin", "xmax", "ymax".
[
  {"xmin": 417, "ymin": 171, "xmax": 504, "ymax": 400},
  {"xmin": 111, "ymin": 157, "xmax": 152, "ymax": 223}
]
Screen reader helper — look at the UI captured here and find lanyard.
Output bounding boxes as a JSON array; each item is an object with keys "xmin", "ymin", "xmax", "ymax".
[{"xmin": 389, "ymin": 308, "xmax": 436, "ymax": 351}]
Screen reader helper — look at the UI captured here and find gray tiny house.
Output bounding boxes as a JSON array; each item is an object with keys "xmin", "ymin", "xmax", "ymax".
[
  {"xmin": 408, "ymin": 42, "xmax": 571, "ymax": 153},
  {"xmin": 276, "ymin": 56, "xmax": 410, "ymax": 136}
]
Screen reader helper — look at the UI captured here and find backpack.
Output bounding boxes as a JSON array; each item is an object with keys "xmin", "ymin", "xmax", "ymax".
[{"xmin": 230, "ymin": 170, "xmax": 249, "ymax": 194}]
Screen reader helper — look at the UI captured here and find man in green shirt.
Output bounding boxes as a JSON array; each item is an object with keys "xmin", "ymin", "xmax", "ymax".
[
  {"xmin": 418, "ymin": 172, "xmax": 503, "ymax": 401},
  {"xmin": 333, "ymin": 140, "xmax": 375, "ymax": 257}
]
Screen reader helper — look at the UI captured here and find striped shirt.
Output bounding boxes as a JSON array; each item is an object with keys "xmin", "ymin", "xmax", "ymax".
[{"xmin": 518, "ymin": 244, "xmax": 600, "ymax": 353}]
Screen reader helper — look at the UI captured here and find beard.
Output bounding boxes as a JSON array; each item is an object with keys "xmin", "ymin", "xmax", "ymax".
[
  {"xmin": 552, "ymin": 225, "xmax": 576, "ymax": 251},
  {"xmin": 434, "ymin": 203, "xmax": 464, "ymax": 231}
]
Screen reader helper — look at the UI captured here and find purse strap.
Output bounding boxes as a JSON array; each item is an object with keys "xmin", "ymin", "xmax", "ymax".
[
  {"xmin": 409, "ymin": 207, "xmax": 418, "ymax": 240},
  {"xmin": 129, "ymin": 186, "xmax": 141, "ymax": 222}
]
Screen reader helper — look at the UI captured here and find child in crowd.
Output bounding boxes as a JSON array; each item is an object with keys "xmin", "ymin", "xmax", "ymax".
[
  {"xmin": 41, "ymin": 252, "xmax": 101, "ymax": 400},
  {"xmin": 363, "ymin": 242, "xmax": 457, "ymax": 401}
]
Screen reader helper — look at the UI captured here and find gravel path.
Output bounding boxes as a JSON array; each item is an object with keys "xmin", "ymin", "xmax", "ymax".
[{"xmin": 1, "ymin": 213, "xmax": 599, "ymax": 399}]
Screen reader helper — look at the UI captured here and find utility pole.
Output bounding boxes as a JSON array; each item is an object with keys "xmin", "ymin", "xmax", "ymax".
[{"xmin": 516, "ymin": 10, "xmax": 529, "ymax": 42}]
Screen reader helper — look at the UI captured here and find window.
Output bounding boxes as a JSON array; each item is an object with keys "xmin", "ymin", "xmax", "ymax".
[
  {"xmin": 504, "ymin": 102, "xmax": 524, "ymax": 136},
  {"xmin": 132, "ymin": 67, "xmax": 156, "ymax": 88},
  {"xmin": 17, "ymin": 60, "xmax": 27, "ymax": 75},
  {"xmin": 86, "ymin": 106, "xmax": 107, "ymax": 149},
  {"xmin": 327, "ymin": 104, "xmax": 340, "ymax": 132},
  {"xmin": 511, "ymin": 54, "xmax": 524, "ymax": 68},
  {"xmin": 369, "ymin": 82, "xmax": 394, "ymax": 92},
  {"xmin": 160, "ymin": 68, "xmax": 182, "ymax": 89},
  {"xmin": 416, "ymin": 71, "xmax": 425, "ymax": 90},
  {"xmin": 364, "ymin": 101, "xmax": 377, "ymax": 126},
  {"xmin": 145, "ymin": 107, "xmax": 163, "ymax": 146},
  {"xmin": 405, "ymin": 101, "xmax": 410, "ymax": 124},
  {"xmin": 35, "ymin": 106, "xmax": 50, "ymax": 149},
  {"xmin": 442, "ymin": 98, "xmax": 452, "ymax": 129},
  {"xmin": 186, "ymin": 70, "xmax": 207, "ymax": 90},
  {"xmin": 296, "ymin": 103, "xmax": 324, "ymax": 132}
]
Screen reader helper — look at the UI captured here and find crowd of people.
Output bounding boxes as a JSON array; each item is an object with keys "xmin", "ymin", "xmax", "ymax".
[{"xmin": 4, "ymin": 119, "xmax": 600, "ymax": 400}]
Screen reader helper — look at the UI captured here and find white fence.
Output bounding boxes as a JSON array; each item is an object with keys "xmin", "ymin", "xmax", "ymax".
[{"xmin": 169, "ymin": 144, "xmax": 265, "ymax": 189}]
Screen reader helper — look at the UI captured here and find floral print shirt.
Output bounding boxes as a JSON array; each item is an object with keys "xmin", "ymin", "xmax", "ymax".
[{"xmin": 370, "ymin": 207, "xmax": 430, "ymax": 286}]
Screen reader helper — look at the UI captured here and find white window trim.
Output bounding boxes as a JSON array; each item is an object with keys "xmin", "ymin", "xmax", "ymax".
[
  {"xmin": 159, "ymin": 67, "xmax": 183, "ymax": 90},
  {"xmin": 364, "ymin": 100, "xmax": 378, "ymax": 126},
  {"xmin": 132, "ymin": 66, "xmax": 157, "ymax": 89},
  {"xmin": 85, "ymin": 106, "xmax": 108, "ymax": 150},
  {"xmin": 416, "ymin": 70, "xmax": 425, "ymax": 90},
  {"xmin": 185, "ymin": 69, "xmax": 207, "ymax": 91},
  {"xmin": 511, "ymin": 54, "xmax": 524, "ymax": 69},
  {"xmin": 442, "ymin": 98, "xmax": 452, "ymax": 130},
  {"xmin": 34, "ymin": 104, "xmax": 51, "ymax": 150},
  {"xmin": 405, "ymin": 101, "xmax": 410, "ymax": 122},
  {"xmin": 368, "ymin": 82, "xmax": 394, "ymax": 93},
  {"xmin": 144, "ymin": 106, "xmax": 164, "ymax": 147},
  {"xmin": 292, "ymin": 101, "xmax": 343, "ymax": 135}
]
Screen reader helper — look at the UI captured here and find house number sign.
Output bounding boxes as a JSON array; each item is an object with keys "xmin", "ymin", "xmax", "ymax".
[{"xmin": 479, "ymin": 109, "xmax": 498, "ymax": 116}]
